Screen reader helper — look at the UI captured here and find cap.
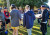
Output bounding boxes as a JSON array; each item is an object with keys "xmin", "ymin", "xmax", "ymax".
[
  {"xmin": 41, "ymin": 5, "xmax": 46, "ymax": 8},
  {"xmin": 11, "ymin": 4, "xmax": 15, "ymax": 7},
  {"xmin": 4, "ymin": 7, "xmax": 7, "ymax": 9}
]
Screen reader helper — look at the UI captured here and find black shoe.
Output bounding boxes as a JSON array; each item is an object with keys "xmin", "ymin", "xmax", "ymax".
[
  {"xmin": 9, "ymin": 28, "xmax": 13, "ymax": 31},
  {"xmin": 21, "ymin": 24, "xmax": 23, "ymax": 26}
]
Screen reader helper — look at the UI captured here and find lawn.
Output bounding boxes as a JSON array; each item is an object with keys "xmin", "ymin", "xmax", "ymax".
[{"xmin": 8, "ymin": 19, "xmax": 50, "ymax": 35}]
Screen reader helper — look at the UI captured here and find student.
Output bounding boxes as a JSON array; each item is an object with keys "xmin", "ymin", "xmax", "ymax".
[
  {"xmin": 10, "ymin": 4, "xmax": 21, "ymax": 35},
  {"xmin": 4, "ymin": 7, "xmax": 11, "ymax": 31},
  {"xmin": 40, "ymin": 5, "xmax": 48, "ymax": 35},
  {"xmin": 23, "ymin": 5, "xmax": 35, "ymax": 35}
]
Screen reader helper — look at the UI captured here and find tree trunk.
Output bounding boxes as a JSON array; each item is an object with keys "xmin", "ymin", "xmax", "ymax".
[{"xmin": 6, "ymin": 0, "xmax": 10, "ymax": 11}]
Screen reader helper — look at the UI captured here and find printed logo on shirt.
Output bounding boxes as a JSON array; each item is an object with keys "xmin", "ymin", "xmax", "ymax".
[{"xmin": 5, "ymin": 12, "xmax": 9, "ymax": 16}]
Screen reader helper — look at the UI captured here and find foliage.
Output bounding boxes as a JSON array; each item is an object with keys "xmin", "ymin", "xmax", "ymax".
[
  {"xmin": 0, "ymin": 3, "xmax": 3, "ymax": 6},
  {"xmin": 1, "ymin": 0, "xmax": 48, "ymax": 8}
]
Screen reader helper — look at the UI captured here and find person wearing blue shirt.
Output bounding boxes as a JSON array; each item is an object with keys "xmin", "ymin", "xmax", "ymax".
[{"xmin": 23, "ymin": 5, "xmax": 35, "ymax": 35}]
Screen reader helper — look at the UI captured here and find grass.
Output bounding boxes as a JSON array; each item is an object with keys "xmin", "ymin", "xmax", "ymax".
[{"xmin": 8, "ymin": 19, "xmax": 50, "ymax": 35}]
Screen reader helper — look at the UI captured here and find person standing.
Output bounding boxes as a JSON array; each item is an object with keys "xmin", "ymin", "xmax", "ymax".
[
  {"xmin": 10, "ymin": 4, "xmax": 21, "ymax": 35},
  {"xmin": 4, "ymin": 7, "xmax": 11, "ymax": 31},
  {"xmin": 23, "ymin": 5, "xmax": 35, "ymax": 35},
  {"xmin": 40, "ymin": 5, "xmax": 48, "ymax": 35}
]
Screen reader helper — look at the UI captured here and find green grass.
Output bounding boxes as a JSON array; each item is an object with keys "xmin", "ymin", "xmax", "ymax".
[{"xmin": 8, "ymin": 19, "xmax": 50, "ymax": 35}]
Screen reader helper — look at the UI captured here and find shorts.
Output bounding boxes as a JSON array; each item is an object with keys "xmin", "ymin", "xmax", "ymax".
[
  {"xmin": 11, "ymin": 27, "xmax": 19, "ymax": 30},
  {"xmin": 5, "ymin": 19, "xmax": 10, "ymax": 24}
]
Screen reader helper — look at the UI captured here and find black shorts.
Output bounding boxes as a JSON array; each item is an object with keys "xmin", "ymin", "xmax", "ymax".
[{"xmin": 5, "ymin": 19, "xmax": 10, "ymax": 24}]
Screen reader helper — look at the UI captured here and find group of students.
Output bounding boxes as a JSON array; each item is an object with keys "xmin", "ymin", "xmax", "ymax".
[{"xmin": 0, "ymin": 4, "xmax": 50, "ymax": 35}]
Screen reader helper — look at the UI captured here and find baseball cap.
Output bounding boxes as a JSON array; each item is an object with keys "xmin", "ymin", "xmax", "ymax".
[
  {"xmin": 41, "ymin": 5, "xmax": 46, "ymax": 8},
  {"xmin": 4, "ymin": 7, "xmax": 7, "ymax": 9}
]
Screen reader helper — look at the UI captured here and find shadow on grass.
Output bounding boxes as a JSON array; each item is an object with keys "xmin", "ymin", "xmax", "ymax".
[
  {"xmin": 18, "ymin": 28, "xmax": 42, "ymax": 35},
  {"xmin": 8, "ymin": 32, "xmax": 12, "ymax": 35},
  {"xmin": 32, "ymin": 28, "xmax": 42, "ymax": 35},
  {"xmin": 32, "ymin": 31, "xmax": 42, "ymax": 35},
  {"xmin": 32, "ymin": 28, "xmax": 40, "ymax": 31},
  {"xmin": 18, "ymin": 29, "xmax": 28, "ymax": 35}
]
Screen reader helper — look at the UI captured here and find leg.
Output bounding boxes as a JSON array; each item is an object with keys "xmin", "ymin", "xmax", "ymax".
[
  {"xmin": 8, "ymin": 19, "xmax": 11, "ymax": 29},
  {"xmin": 42, "ymin": 32, "xmax": 45, "ymax": 35},
  {"xmin": 5, "ymin": 20, "xmax": 8, "ymax": 30},
  {"xmin": 0, "ymin": 22, "xmax": 2, "ymax": 28},
  {"xmin": 9, "ymin": 22, "xmax": 11, "ymax": 29},
  {"xmin": 45, "ymin": 23, "xmax": 47, "ymax": 33},
  {"xmin": 38, "ymin": 19, "xmax": 40, "ymax": 23},
  {"xmin": 49, "ymin": 19, "xmax": 50, "ymax": 26},
  {"xmin": 27, "ymin": 28, "xmax": 32, "ymax": 35},
  {"xmin": 42, "ymin": 23, "xmax": 47, "ymax": 35},
  {"xmin": 13, "ymin": 29, "xmax": 16, "ymax": 35},
  {"xmin": 15, "ymin": 29, "xmax": 18, "ymax": 35},
  {"xmin": 5, "ymin": 24, "xmax": 8, "ymax": 30},
  {"xmin": 40, "ymin": 23, "xmax": 45, "ymax": 35}
]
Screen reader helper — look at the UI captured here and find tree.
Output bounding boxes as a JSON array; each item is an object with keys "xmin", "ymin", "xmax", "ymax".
[
  {"xmin": 6, "ymin": 0, "xmax": 10, "ymax": 10},
  {"xmin": 9, "ymin": 0, "xmax": 48, "ymax": 9}
]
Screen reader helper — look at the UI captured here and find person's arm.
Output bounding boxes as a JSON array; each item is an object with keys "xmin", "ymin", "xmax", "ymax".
[
  {"xmin": 48, "ymin": 12, "xmax": 49, "ymax": 19},
  {"xmin": 10, "ymin": 10, "xmax": 13, "ymax": 20},
  {"xmin": 10, "ymin": 11, "xmax": 12, "ymax": 16},
  {"xmin": 17, "ymin": 11, "xmax": 21, "ymax": 20},
  {"xmin": 3, "ymin": 13, "xmax": 6, "ymax": 22},
  {"xmin": 32, "ymin": 12, "xmax": 36, "ymax": 20},
  {"xmin": 42, "ymin": 10, "xmax": 45, "ymax": 21},
  {"xmin": 23, "ymin": 13, "xmax": 26, "ymax": 27}
]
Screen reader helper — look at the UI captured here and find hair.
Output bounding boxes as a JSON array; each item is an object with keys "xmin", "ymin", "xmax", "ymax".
[
  {"xmin": 16, "ymin": 7, "xmax": 19, "ymax": 10},
  {"xmin": 19, "ymin": 6, "xmax": 23, "ymax": 10},
  {"xmin": 25, "ymin": 5, "xmax": 30, "ymax": 10},
  {"xmin": 11, "ymin": 6, "xmax": 16, "ymax": 9}
]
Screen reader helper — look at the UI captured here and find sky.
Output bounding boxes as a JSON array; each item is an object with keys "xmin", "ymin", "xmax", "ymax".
[{"xmin": 47, "ymin": 0, "xmax": 50, "ymax": 7}]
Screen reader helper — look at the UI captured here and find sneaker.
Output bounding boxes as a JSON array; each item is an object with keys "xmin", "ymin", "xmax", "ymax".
[
  {"xmin": 9, "ymin": 28, "xmax": 13, "ymax": 31},
  {"xmin": 5, "ymin": 30, "xmax": 8, "ymax": 34}
]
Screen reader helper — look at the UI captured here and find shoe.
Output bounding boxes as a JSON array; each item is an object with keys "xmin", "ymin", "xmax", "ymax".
[
  {"xmin": 21, "ymin": 24, "xmax": 23, "ymax": 26},
  {"xmin": 5, "ymin": 30, "xmax": 8, "ymax": 34},
  {"xmin": 9, "ymin": 28, "xmax": 13, "ymax": 31}
]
